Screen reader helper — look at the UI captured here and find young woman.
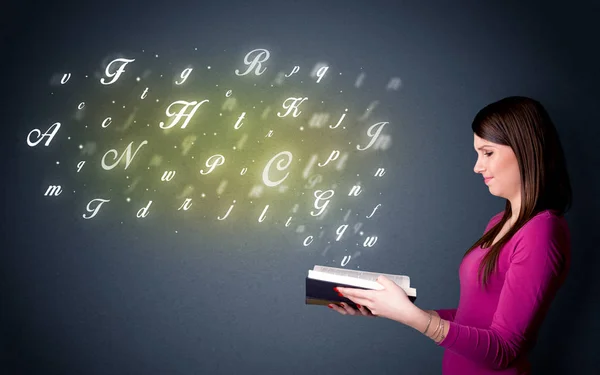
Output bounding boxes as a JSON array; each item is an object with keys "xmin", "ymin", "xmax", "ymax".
[{"xmin": 332, "ymin": 96, "xmax": 572, "ymax": 375}]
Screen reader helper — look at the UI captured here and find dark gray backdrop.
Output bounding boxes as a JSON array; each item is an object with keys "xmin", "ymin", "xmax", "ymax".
[{"xmin": 1, "ymin": 1, "xmax": 599, "ymax": 374}]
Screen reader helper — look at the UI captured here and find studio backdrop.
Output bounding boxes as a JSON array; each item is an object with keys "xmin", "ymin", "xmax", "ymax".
[{"xmin": 1, "ymin": 1, "xmax": 598, "ymax": 374}]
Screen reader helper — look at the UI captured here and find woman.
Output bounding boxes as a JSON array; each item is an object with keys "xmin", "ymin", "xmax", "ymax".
[{"xmin": 332, "ymin": 96, "xmax": 572, "ymax": 375}]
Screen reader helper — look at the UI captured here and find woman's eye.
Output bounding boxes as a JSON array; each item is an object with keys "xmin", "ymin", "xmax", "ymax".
[{"xmin": 484, "ymin": 152, "xmax": 493, "ymax": 157}]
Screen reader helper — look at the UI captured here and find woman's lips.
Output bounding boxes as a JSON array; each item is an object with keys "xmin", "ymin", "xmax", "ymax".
[{"xmin": 484, "ymin": 177, "xmax": 493, "ymax": 184}]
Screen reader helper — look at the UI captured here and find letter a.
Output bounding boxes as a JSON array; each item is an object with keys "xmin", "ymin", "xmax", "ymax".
[{"xmin": 27, "ymin": 122, "xmax": 61, "ymax": 147}]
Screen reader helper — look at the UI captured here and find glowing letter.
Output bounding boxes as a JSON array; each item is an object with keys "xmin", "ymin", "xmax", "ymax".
[
  {"xmin": 348, "ymin": 185, "xmax": 362, "ymax": 196},
  {"xmin": 141, "ymin": 87, "xmax": 149, "ymax": 99},
  {"xmin": 277, "ymin": 97, "xmax": 308, "ymax": 118},
  {"xmin": 363, "ymin": 236, "xmax": 378, "ymax": 247},
  {"xmin": 262, "ymin": 151, "xmax": 292, "ymax": 187},
  {"xmin": 234, "ymin": 112, "xmax": 246, "ymax": 129},
  {"xmin": 44, "ymin": 185, "xmax": 62, "ymax": 196},
  {"xmin": 235, "ymin": 49, "xmax": 270, "ymax": 76},
  {"xmin": 375, "ymin": 168, "xmax": 386, "ymax": 177},
  {"xmin": 77, "ymin": 161, "xmax": 85, "ymax": 172},
  {"xmin": 178, "ymin": 198, "xmax": 193, "ymax": 211},
  {"xmin": 101, "ymin": 140, "xmax": 148, "ymax": 170},
  {"xmin": 61, "ymin": 73, "xmax": 71, "ymax": 84},
  {"xmin": 285, "ymin": 66, "xmax": 300, "ymax": 77},
  {"xmin": 310, "ymin": 62, "xmax": 327, "ymax": 80},
  {"xmin": 27, "ymin": 122, "xmax": 61, "ymax": 147},
  {"xmin": 82, "ymin": 198, "xmax": 110, "ymax": 219},
  {"xmin": 102, "ymin": 117, "xmax": 112, "ymax": 128},
  {"xmin": 175, "ymin": 68, "xmax": 193, "ymax": 85},
  {"xmin": 200, "ymin": 154, "xmax": 225, "ymax": 175},
  {"xmin": 161, "ymin": 170, "xmax": 176, "ymax": 181},
  {"xmin": 366, "ymin": 204, "xmax": 381, "ymax": 219},
  {"xmin": 330, "ymin": 109, "xmax": 348, "ymax": 129},
  {"xmin": 303, "ymin": 236, "xmax": 314, "ymax": 246},
  {"xmin": 311, "ymin": 189, "xmax": 334, "ymax": 217},
  {"xmin": 336, "ymin": 224, "xmax": 348, "ymax": 241},
  {"xmin": 218, "ymin": 200, "xmax": 236, "ymax": 220},
  {"xmin": 356, "ymin": 122, "xmax": 388, "ymax": 151},
  {"xmin": 160, "ymin": 100, "xmax": 209, "ymax": 129},
  {"xmin": 317, "ymin": 150, "xmax": 340, "ymax": 167},
  {"xmin": 309, "ymin": 62, "xmax": 329, "ymax": 83},
  {"xmin": 100, "ymin": 58, "xmax": 135, "ymax": 85},
  {"xmin": 137, "ymin": 201, "xmax": 152, "ymax": 218},
  {"xmin": 258, "ymin": 205, "xmax": 269, "ymax": 223}
]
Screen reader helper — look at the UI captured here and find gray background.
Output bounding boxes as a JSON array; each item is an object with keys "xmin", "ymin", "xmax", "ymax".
[{"xmin": 1, "ymin": 1, "xmax": 599, "ymax": 374}]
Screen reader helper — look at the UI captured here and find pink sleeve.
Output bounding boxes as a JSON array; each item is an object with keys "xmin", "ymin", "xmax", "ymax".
[
  {"xmin": 436, "ymin": 217, "xmax": 568, "ymax": 370},
  {"xmin": 434, "ymin": 309, "xmax": 457, "ymax": 321}
]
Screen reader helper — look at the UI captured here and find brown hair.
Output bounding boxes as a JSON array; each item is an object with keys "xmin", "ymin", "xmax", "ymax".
[{"xmin": 463, "ymin": 96, "xmax": 572, "ymax": 288}]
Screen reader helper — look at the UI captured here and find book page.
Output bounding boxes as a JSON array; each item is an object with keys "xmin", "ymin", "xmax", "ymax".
[
  {"xmin": 313, "ymin": 265, "xmax": 410, "ymax": 289},
  {"xmin": 307, "ymin": 270, "xmax": 417, "ymax": 297}
]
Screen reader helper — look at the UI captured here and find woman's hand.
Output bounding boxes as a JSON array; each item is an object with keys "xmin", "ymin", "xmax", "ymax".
[
  {"xmin": 334, "ymin": 275, "xmax": 417, "ymax": 325},
  {"xmin": 328, "ymin": 302, "xmax": 377, "ymax": 317}
]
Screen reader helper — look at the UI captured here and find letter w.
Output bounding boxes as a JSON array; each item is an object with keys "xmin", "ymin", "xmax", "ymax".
[{"xmin": 161, "ymin": 171, "xmax": 176, "ymax": 181}]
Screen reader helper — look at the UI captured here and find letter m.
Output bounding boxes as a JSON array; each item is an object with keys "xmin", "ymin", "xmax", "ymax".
[{"xmin": 44, "ymin": 185, "xmax": 62, "ymax": 196}]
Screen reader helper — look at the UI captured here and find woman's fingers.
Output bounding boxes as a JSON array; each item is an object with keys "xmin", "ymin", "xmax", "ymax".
[
  {"xmin": 329, "ymin": 303, "xmax": 375, "ymax": 317},
  {"xmin": 357, "ymin": 305, "xmax": 376, "ymax": 317},
  {"xmin": 329, "ymin": 303, "xmax": 354, "ymax": 315}
]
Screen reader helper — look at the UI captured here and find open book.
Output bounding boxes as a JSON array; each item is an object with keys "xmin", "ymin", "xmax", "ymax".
[{"xmin": 305, "ymin": 265, "xmax": 417, "ymax": 310}]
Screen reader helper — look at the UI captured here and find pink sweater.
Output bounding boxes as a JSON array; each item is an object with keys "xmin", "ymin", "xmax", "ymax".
[{"xmin": 434, "ymin": 209, "xmax": 571, "ymax": 374}]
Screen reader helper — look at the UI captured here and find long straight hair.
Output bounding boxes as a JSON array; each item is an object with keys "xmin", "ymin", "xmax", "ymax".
[{"xmin": 463, "ymin": 96, "xmax": 572, "ymax": 288}]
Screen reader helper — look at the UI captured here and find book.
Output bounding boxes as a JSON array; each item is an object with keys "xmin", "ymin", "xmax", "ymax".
[{"xmin": 305, "ymin": 265, "xmax": 417, "ymax": 311}]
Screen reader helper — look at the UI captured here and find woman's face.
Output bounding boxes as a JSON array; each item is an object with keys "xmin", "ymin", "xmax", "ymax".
[{"xmin": 473, "ymin": 134, "xmax": 521, "ymax": 203}]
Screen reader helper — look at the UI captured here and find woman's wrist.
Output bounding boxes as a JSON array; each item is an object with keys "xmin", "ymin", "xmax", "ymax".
[
  {"xmin": 407, "ymin": 309, "xmax": 447, "ymax": 343},
  {"xmin": 406, "ymin": 307, "xmax": 433, "ymax": 332}
]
